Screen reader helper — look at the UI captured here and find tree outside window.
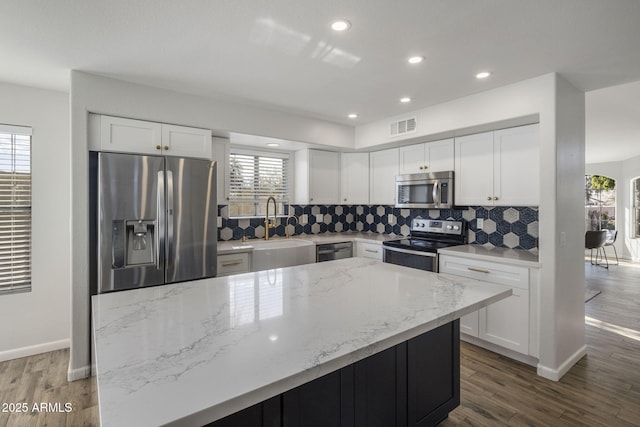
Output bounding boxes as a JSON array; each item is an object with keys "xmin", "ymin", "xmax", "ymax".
[{"xmin": 585, "ymin": 174, "xmax": 616, "ymax": 231}]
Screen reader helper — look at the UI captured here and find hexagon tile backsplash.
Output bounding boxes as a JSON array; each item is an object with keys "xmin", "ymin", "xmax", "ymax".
[{"xmin": 217, "ymin": 205, "xmax": 538, "ymax": 250}]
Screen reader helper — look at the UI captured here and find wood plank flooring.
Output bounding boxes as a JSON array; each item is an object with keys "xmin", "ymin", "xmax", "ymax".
[{"xmin": 1, "ymin": 261, "xmax": 639, "ymax": 426}]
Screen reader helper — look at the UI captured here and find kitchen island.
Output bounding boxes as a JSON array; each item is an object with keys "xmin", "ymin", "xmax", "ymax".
[{"xmin": 93, "ymin": 258, "xmax": 511, "ymax": 427}]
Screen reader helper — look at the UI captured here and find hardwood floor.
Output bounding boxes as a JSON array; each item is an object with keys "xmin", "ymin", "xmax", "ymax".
[{"xmin": 1, "ymin": 261, "xmax": 639, "ymax": 427}]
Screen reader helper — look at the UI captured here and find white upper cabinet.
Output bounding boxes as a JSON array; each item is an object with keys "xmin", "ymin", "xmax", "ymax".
[
  {"xmin": 97, "ymin": 115, "xmax": 162, "ymax": 155},
  {"xmin": 161, "ymin": 123, "xmax": 212, "ymax": 159},
  {"xmin": 94, "ymin": 115, "xmax": 212, "ymax": 159},
  {"xmin": 341, "ymin": 152, "xmax": 369, "ymax": 204},
  {"xmin": 455, "ymin": 124, "xmax": 539, "ymax": 206},
  {"xmin": 493, "ymin": 124, "xmax": 540, "ymax": 206},
  {"xmin": 369, "ymin": 148, "xmax": 399, "ymax": 205},
  {"xmin": 454, "ymin": 131, "xmax": 495, "ymax": 205},
  {"xmin": 211, "ymin": 137, "xmax": 228, "ymax": 205},
  {"xmin": 294, "ymin": 149, "xmax": 340, "ymax": 204},
  {"xmin": 398, "ymin": 139, "xmax": 454, "ymax": 175}
]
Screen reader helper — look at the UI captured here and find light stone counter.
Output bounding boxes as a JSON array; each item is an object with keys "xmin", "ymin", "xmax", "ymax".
[
  {"xmin": 93, "ymin": 257, "xmax": 511, "ymax": 427},
  {"xmin": 438, "ymin": 244, "xmax": 540, "ymax": 268},
  {"xmin": 217, "ymin": 231, "xmax": 391, "ymax": 254}
]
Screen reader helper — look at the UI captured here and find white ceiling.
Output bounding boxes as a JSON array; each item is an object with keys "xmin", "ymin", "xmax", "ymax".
[{"xmin": 1, "ymin": 1, "xmax": 640, "ymax": 161}]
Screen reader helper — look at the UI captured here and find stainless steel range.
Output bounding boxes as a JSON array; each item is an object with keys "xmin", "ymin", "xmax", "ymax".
[{"xmin": 382, "ymin": 219, "xmax": 467, "ymax": 272}]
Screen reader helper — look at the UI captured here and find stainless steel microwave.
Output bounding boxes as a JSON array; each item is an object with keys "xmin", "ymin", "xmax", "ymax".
[{"xmin": 395, "ymin": 171, "xmax": 454, "ymax": 209}]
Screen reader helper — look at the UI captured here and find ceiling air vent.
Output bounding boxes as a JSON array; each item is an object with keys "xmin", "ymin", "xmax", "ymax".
[{"xmin": 389, "ymin": 117, "xmax": 417, "ymax": 137}]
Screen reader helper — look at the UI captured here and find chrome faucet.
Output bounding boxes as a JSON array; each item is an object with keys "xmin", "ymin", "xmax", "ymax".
[{"xmin": 265, "ymin": 196, "xmax": 277, "ymax": 240}]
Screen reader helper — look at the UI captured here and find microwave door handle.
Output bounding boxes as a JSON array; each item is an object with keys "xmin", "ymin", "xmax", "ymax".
[{"xmin": 433, "ymin": 180, "xmax": 440, "ymax": 206}]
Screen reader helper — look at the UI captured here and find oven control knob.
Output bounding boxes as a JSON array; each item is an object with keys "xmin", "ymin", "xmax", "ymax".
[
  {"xmin": 446, "ymin": 225, "xmax": 453, "ymax": 230},
  {"xmin": 453, "ymin": 225, "xmax": 460, "ymax": 230}
]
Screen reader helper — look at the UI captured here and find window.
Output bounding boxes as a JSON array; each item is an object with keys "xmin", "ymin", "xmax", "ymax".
[
  {"xmin": 228, "ymin": 149, "xmax": 290, "ymax": 217},
  {"xmin": 584, "ymin": 174, "xmax": 616, "ymax": 231},
  {"xmin": 633, "ymin": 177, "xmax": 640, "ymax": 238},
  {"xmin": 0, "ymin": 125, "xmax": 32, "ymax": 294}
]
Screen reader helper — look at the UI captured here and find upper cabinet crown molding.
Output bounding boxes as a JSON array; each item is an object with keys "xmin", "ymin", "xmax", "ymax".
[{"xmin": 89, "ymin": 114, "xmax": 212, "ymax": 159}]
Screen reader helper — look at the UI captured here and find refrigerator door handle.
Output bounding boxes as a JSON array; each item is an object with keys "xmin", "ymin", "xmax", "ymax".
[
  {"xmin": 166, "ymin": 169, "xmax": 174, "ymax": 267},
  {"xmin": 157, "ymin": 170, "xmax": 165, "ymax": 269}
]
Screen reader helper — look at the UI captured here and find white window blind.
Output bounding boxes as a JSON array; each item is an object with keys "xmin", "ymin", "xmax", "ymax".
[
  {"xmin": 228, "ymin": 149, "xmax": 289, "ymax": 217},
  {"xmin": 0, "ymin": 125, "xmax": 32, "ymax": 294}
]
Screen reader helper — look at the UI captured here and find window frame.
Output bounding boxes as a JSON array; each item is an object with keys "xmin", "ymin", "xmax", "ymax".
[
  {"xmin": 632, "ymin": 177, "xmax": 640, "ymax": 239},
  {"xmin": 227, "ymin": 147, "xmax": 292, "ymax": 218},
  {"xmin": 0, "ymin": 124, "xmax": 32, "ymax": 295}
]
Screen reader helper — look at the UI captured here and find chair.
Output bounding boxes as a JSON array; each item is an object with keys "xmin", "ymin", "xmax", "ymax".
[
  {"xmin": 585, "ymin": 230, "xmax": 608, "ymax": 268},
  {"xmin": 604, "ymin": 230, "xmax": 619, "ymax": 265}
]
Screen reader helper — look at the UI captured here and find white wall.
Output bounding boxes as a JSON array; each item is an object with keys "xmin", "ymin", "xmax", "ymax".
[
  {"xmin": 588, "ymin": 157, "xmax": 640, "ymax": 261},
  {"xmin": 356, "ymin": 73, "xmax": 586, "ymax": 381},
  {"xmin": 68, "ymin": 71, "xmax": 355, "ymax": 379},
  {"xmin": 0, "ymin": 83, "xmax": 70, "ymax": 361},
  {"xmin": 354, "ymin": 76, "xmax": 546, "ymax": 149}
]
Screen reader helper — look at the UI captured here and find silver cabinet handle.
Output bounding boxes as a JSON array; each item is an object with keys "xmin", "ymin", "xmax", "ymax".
[
  {"xmin": 222, "ymin": 260, "xmax": 243, "ymax": 267},
  {"xmin": 468, "ymin": 267, "xmax": 490, "ymax": 273},
  {"xmin": 365, "ymin": 249, "xmax": 379, "ymax": 253}
]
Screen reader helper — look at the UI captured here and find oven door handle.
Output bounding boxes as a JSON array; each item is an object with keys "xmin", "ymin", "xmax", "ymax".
[{"xmin": 383, "ymin": 246, "xmax": 437, "ymax": 258}]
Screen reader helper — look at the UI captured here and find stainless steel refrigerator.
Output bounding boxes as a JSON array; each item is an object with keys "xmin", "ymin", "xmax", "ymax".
[{"xmin": 96, "ymin": 152, "xmax": 217, "ymax": 293}]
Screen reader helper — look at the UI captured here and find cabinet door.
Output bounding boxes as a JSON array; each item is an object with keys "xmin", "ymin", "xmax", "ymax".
[
  {"xmin": 407, "ymin": 321, "xmax": 459, "ymax": 427},
  {"xmin": 353, "ymin": 344, "xmax": 406, "ymax": 427},
  {"xmin": 454, "ymin": 131, "xmax": 494, "ymax": 205},
  {"xmin": 398, "ymin": 143, "xmax": 427, "ymax": 174},
  {"xmin": 427, "ymin": 139, "xmax": 454, "ymax": 172},
  {"xmin": 356, "ymin": 242, "xmax": 383, "ymax": 260},
  {"xmin": 99, "ymin": 115, "xmax": 162, "ymax": 155},
  {"xmin": 479, "ymin": 287, "xmax": 529, "ymax": 354},
  {"xmin": 341, "ymin": 152, "xmax": 369, "ymax": 204},
  {"xmin": 493, "ymin": 124, "xmax": 539, "ymax": 206},
  {"xmin": 459, "ymin": 312, "xmax": 479, "ymax": 336},
  {"xmin": 369, "ymin": 148, "xmax": 399, "ymax": 205},
  {"xmin": 162, "ymin": 124, "xmax": 212, "ymax": 159},
  {"xmin": 309, "ymin": 150, "xmax": 340, "ymax": 204},
  {"xmin": 282, "ymin": 370, "xmax": 345, "ymax": 427},
  {"xmin": 212, "ymin": 137, "xmax": 228, "ymax": 205}
]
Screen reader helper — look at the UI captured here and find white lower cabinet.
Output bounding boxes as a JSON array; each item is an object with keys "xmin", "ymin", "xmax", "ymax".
[
  {"xmin": 217, "ymin": 253, "xmax": 251, "ymax": 277},
  {"xmin": 355, "ymin": 241, "xmax": 383, "ymax": 260},
  {"xmin": 439, "ymin": 254, "xmax": 534, "ymax": 356}
]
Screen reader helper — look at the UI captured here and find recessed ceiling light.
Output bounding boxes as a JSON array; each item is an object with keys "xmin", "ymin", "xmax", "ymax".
[
  {"xmin": 476, "ymin": 71, "xmax": 491, "ymax": 79},
  {"xmin": 408, "ymin": 56, "xmax": 424, "ymax": 64},
  {"xmin": 348, "ymin": 113, "xmax": 358, "ymax": 119},
  {"xmin": 331, "ymin": 19, "xmax": 351, "ymax": 32},
  {"xmin": 266, "ymin": 143, "xmax": 280, "ymax": 147},
  {"xmin": 400, "ymin": 97, "xmax": 412, "ymax": 103}
]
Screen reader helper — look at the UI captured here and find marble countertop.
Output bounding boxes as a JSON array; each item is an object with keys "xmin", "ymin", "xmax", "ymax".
[
  {"xmin": 438, "ymin": 244, "xmax": 540, "ymax": 267},
  {"xmin": 93, "ymin": 258, "xmax": 511, "ymax": 427},
  {"xmin": 218, "ymin": 232, "xmax": 390, "ymax": 254}
]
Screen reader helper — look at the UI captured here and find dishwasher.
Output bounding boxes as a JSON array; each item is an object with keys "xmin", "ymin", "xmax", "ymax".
[{"xmin": 316, "ymin": 242, "xmax": 353, "ymax": 262}]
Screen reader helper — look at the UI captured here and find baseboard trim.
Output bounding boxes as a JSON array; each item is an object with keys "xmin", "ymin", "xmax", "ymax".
[
  {"xmin": 537, "ymin": 345, "xmax": 587, "ymax": 381},
  {"xmin": 460, "ymin": 335, "xmax": 539, "ymax": 367},
  {"xmin": 0, "ymin": 339, "xmax": 69, "ymax": 363},
  {"xmin": 67, "ymin": 365, "xmax": 92, "ymax": 382}
]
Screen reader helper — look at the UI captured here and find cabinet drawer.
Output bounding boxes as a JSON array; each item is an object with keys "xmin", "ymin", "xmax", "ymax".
[
  {"xmin": 358, "ymin": 242, "xmax": 383, "ymax": 260},
  {"xmin": 217, "ymin": 253, "xmax": 251, "ymax": 276},
  {"xmin": 439, "ymin": 255, "xmax": 529, "ymax": 290}
]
